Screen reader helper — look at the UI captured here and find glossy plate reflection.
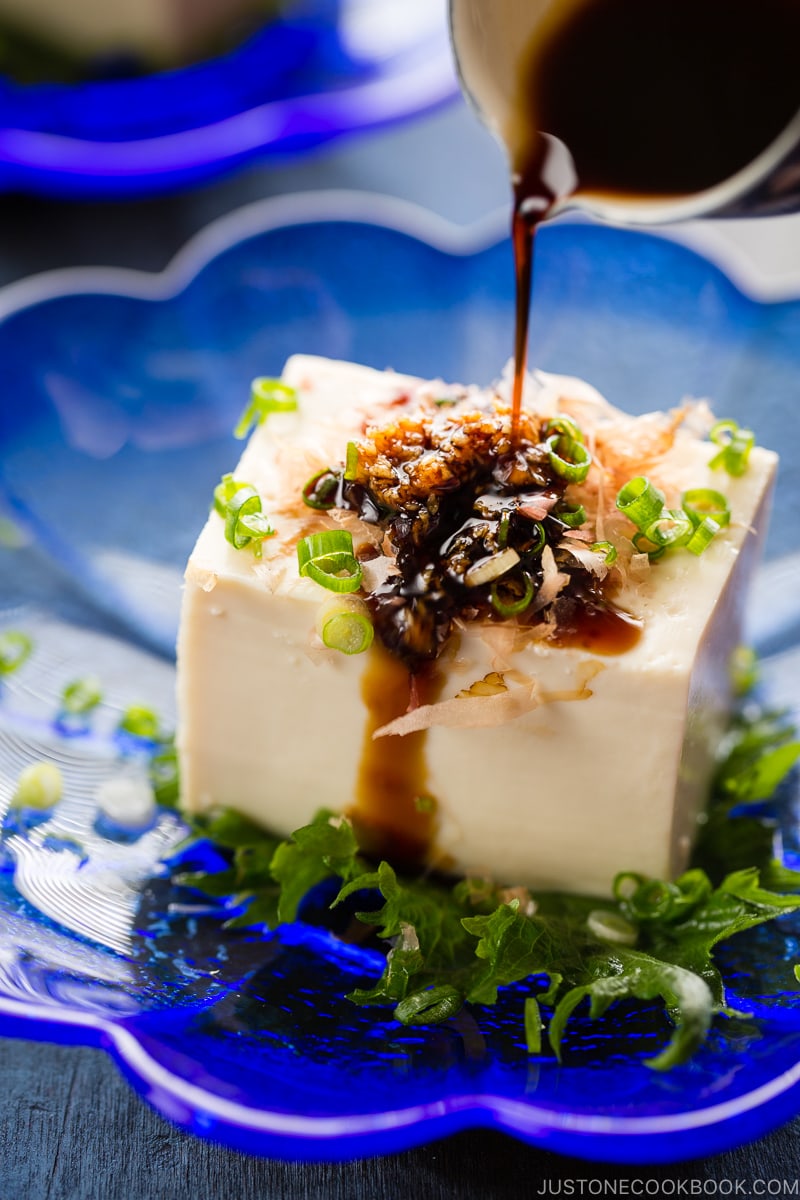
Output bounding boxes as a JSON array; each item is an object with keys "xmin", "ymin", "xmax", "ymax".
[{"xmin": 0, "ymin": 194, "xmax": 800, "ymax": 1162}]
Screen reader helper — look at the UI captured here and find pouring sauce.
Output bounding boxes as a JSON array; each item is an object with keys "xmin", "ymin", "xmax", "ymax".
[{"xmin": 509, "ymin": 0, "xmax": 800, "ymax": 432}]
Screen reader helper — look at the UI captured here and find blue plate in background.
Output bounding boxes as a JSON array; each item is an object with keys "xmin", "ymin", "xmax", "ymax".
[
  {"xmin": 0, "ymin": 1, "xmax": 457, "ymax": 196},
  {"xmin": 0, "ymin": 193, "xmax": 800, "ymax": 1162}
]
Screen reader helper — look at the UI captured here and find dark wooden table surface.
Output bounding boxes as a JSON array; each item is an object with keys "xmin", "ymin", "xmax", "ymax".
[{"xmin": 1, "ymin": 100, "xmax": 799, "ymax": 1198}]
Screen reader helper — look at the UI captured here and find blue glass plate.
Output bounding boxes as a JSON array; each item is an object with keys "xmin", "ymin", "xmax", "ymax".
[
  {"xmin": 0, "ymin": 1, "xmax": 457, "ymax": 196},
  {"xmin": 1, "ymin": 193, "xmax": 800, "ymax": 1163}
]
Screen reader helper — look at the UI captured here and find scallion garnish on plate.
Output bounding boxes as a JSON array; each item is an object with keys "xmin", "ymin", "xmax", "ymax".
[{"xmin": 0, "ymin": 630, "xmax": 33, "ymax": 676}]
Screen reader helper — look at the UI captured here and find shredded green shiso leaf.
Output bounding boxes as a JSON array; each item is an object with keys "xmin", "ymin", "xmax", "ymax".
[{"xmin": 172, "ymin": 696, "xmax": 800, "ymax": 1071}]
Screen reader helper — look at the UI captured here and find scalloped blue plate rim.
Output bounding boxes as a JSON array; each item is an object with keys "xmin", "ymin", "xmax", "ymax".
[
  {"xmin": 1, "ymin": 191, "xmax": 800, "ymax": 1164},
  {"xmin": 0, "ymin": 189, "xmax": 788, "ymax": 322}
]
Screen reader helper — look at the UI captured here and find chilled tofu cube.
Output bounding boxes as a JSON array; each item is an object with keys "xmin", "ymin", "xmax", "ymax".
[{"xmin": 176, "ymin": 356, "xmax": 776, "ymax": 895}]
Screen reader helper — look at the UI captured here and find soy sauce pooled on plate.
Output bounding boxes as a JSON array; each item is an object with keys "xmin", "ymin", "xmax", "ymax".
[{"xmin": 508, "ymin": 0, "xmax": 800, "ymax": 432}]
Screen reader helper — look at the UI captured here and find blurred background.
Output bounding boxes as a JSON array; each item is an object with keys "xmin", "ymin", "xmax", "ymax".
[{"xmin": 0, "ymin": 0, "xmax": 796, "ymax": 290}]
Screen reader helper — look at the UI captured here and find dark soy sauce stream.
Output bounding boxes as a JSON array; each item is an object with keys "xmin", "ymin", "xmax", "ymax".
[{"xmin": 509, "ymin": 0, "xmax": 800, "ymax": 437}]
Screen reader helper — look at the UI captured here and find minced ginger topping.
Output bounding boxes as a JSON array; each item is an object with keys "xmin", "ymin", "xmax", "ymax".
[{"xmin": 299, "ymin": 381, "xmax": 676, "ymax": 671}]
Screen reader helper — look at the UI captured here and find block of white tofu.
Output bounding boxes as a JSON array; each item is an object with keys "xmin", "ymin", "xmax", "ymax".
[{"xmin": 176, "ymin": 356, "xmax": 776, "ymax": 895}]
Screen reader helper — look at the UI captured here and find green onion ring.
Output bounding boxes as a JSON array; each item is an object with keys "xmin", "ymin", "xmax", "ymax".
[
  {"xmin": 685, "ymin": 515, "xmax": 721, "ymax": 556},
  {"xmin": 543, "ymin": 414, "xmax": 585, "ymax": 444},
  {"xmin": 344, "ymin": 441, "xmax": 359, "ymax": 482},
  {"xmin": 302, "ymin": 468, "xmax": 339, "ymax": 511},
  {"xmin": 491, "ymin": 571, "xmax": 535, "ymax": 617},
  {"xmin": 213, "ymin": 473, "xmax": 245, "ymax": 517},
  {"xmin": 613, "ymin": 872, "xmax": 645, "ymax": 903},
  {"xmin": 12, "ymin": 762, "xmax": 63, "ymax": 810},
  {"xmin": 644, "ymin": 509, "xmax": 693, "ymax": 548},
  {"xmin": 587, "ymin": 909, "xmax": 638, "ymax": 946},
  {"xmin": 591, "ymin": 541, "xmax": 618, "ymax": 564},
  {"xmin": 682, "ymin": 487, "xmax": 730, "ymax": 529},
  {"xmin": 709, "ymin": 419, "xmax": 755, "ymax": 476},
  {"xmin": 0, "ymin": 630, "xmax": 33, "ymax": 676},
  {"xmin": 297, "ymin": 530, "xmax": 363, "ymax": 593},
  {"xmin": 319, "ymin": 603, "xmax": 374, "ymax": 654},
  {"xmin": 710, "ymin": 419, "xmax": 739, "ymax": 446},
  {"xmin": 546, "ymin": 434, "xmax": 592, "ymax": 483},
  {"xmin": 118, "ymin": 704, "xmax": 161, "ymax": 740},
  {"xmin": 632, "ymin": 530, "xmax": 666, "ymax": 561},
  {"xmin": 523, "ymin": 521, "xmax": 547, "ymax": 557},
  {"xmin": 497, "ymin": 509, "xmax": 511, "ymax": 549},
  {"xmin": 628, "ymin": 879, "xmax": 682, "ymax": 922},
  {"xmin": 61, "ymin": 676, "xmax": 103, "ymax": 716},
  {"xmin": 616, "ymin": 476, "xmax": 666, "ymax": 530},
  {"xmin": 234, "ymin": 378, "xmax": 298, "ymax": 439},
  {"xmin": 560, "ymin": 504, "xmax": 587, "ymax": 529},
  {"xmin": 225, "ymin": 486, "xmax": 271, "ymax": 550}
]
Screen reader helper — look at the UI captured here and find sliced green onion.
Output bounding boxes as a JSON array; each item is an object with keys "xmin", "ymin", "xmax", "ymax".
[
  {"xmin": 395, "ymin": 984, "xmax": 463, "ymax": 1025},
  {"xmin": 118, "ymin": 705, "xmax": 161, "ymax": 740},
  {"xmin": 543, "ymin": 414, "xmax": 585, "ymax": 444},
  {"xmin": 559, "ymin": 504, "xmax": 586, "ymax": 529},
  {"xmin": 224, "ymin": 485, "xmax": 260, "ymax": 549},
  {"xmin": 685, "ymin": 516, "xmax": 721, "ymax": 556},
  {"xmin": 12, "ymin": 762, "xmax": 63, "ymax": 810},
  {"xmin": 612, "ymin": 872, "xmax": 644, "ymax": 902},
  {"xmin": 546, "ymin": 434, "xmax": 592, "ymax": 484},
  {"xmin": 524, "ymin": 995, "xmax": 543, "ymax": 1055},
  {"xmin": 631, "ymin": 530, "xmax": 665, "ymax": 561},
  {"xmin": 682, "ymin": 487, "xmax": 730, "ymax": 529},
  {"xmin": 0, "ymin": 630, "xmax": 32, "ymax": 676},
  {"xmin": 234, "ymin": 378, "xmax": 297, "ymax": 439},
  {"xmin": 297, "ymin": 530, "xmax": 363, "ymax": 593},
  {"xmin": 414, "ymin": 794, "xmax": 437, "ymax": 813},
  {"xmin": 644, "ymin": 509, "xmax": 693, "ymax": 549},
  {"xmin": 316, "ymin": 596, "xmax": 374, "ymax": 655},
  {"xmin": 591, "ymin": 541, "xmax": 618, "ymax": 564},
  {"xmin": 302, "ymin": 468, "xmax": 339, "ymax": 511},
  {"xmin": 61, "ymin": 676, "xmax": 102, "ymax": 716},
  {"xmin": 522, "ymin": 521, "xmax": 546, "ymax": 558},
  {"xmin": 616, "ymin": 477, "xmax": 666, "ymax": 531},
  {"xmin": 709, "ymin": 419, "xmax": 755, "ymax": 476},
  {"xmin": 215, "ymin": 477, "xmax": 275, "ymax": 557},
  {"xmin": 213, "ymin": 474, "xmax": 245, "ymax": 517},
  {"xmin": 491, "ymin": 571, "xmax": 535, "ymax": 617},
  {"xmin": 587, "ymin": 909, "xmax": 638, "ymax": 946},
  {"xmin": 497, "ymin": 509, "xmax": 511, "ymax": 549},
  {"xmin": 344, "ymin": 441, "xmax": 359, "ymax": 482},
  {"xmin": 709, "ymin": 418, "xmax": 738, "ymax": 445},
  {"xmin": 464, "ymin": 547, "xmax": 520, "ymax": 588}
]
